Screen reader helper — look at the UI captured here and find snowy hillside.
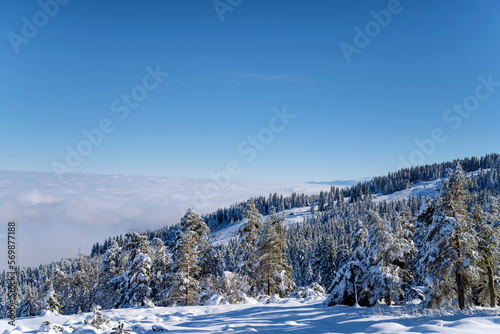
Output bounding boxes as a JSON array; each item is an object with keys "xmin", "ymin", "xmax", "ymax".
[
  {"xmin": 372, "ymin": 169, "xmax": 486, "ymax": 203},
  {"xmin": 2, "ymin": 297, "xmax": 500, "ymax": 334},
  {"xmin": 211, "ymin": 206, "xmax": 313, "ymax": 245},
  {"xmin": 211, "ymin": 169, "xmax": 485, "ymax": 245}
]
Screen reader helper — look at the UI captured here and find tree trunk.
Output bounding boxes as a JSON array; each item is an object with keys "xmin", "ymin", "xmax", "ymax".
[
  {"xmin": 186, "ymin": 258, "xmax": 190, "ymax": 306},
  {"xmin": 384, "ymin": 253, "xmax": 391, "ymax": 306},
  {"xmin": 386, "ymin": 292, "xmax": 392, "ymax": 306},
  {"xmin": 487, "ymin": 264, "xmax": 496, "ymax": 307},
  {"xmin": 455, "ymin": 270, "xmax": 465, "ymax": 310},
  {"xmin": 455, "ymin": 234, "xmax": 465, "ymax": 310},
  {"xmin": 267, "ymin": 254, "xmax": 271, "ymax": 296}
]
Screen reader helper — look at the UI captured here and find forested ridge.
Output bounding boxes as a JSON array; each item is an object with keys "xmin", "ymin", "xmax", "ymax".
[{"xmin": 2, "ymin": 153, "xmax": 500, "ymax": 317}]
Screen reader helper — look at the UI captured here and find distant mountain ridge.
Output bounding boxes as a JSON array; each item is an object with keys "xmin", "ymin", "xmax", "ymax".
[{"xmin": 307, "ymin": 177, "xmax": 373, "ymax": 187}]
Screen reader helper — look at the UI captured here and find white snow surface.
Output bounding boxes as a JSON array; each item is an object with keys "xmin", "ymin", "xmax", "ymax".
[
  {"xmin": 2, "ymin": 297, "xmax": 500, "ymax": 334},
  {"xmin": 212, "ymin": 206, "xmax": 314, "ymax": 245}
]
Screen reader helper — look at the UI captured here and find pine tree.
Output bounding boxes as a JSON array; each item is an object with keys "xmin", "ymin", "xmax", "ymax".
[
  {"xmin": 364, "ymin": 209, "xmax": 415, "ymax": 305},
  {"xmin": 312, "ymin": 236, "xmax": 336, "ymax": 288},
  {"xmin": 236, "ymin": 198, "xmax": 264, "ymax": 291},
  {"xmin": 17, "ymin": 288, "xmax": 38, "ymax": 317},
  {"xmin": 101, "ymin": 239, "xmax": 127, "ymax": 309},
  {"xmin": 168, "ymin": 209, "xmax": 209, "ymax": 306},
  {"xmin": 416, "ymin": 163, "xmax": 479, "ymax": 309},
  {"xmin": 149, "ymin": 238, "xmax": 171, "ymax": 306},
  {"xmin": 254, "ymin": 209, "xmax": 295, "ymax": 297},
  {"xmin": 43, "ymin": 282, "xmax": 61, "ymax": 315},
  {"xmin": 118, "ymin": 232, "xmax": 152, "ymax": 307},
  {"xmin": 474, "ymin": 199, "xmax": 500, "ymax": 307},
  {"xmin": 325, "ymin": 218, "xmax": 368, "ymax": 306}
]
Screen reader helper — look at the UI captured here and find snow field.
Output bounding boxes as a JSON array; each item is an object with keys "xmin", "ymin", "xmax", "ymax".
[{"xmin": 2, "ymin": 298, "xmax": 500, "ymax": 334}]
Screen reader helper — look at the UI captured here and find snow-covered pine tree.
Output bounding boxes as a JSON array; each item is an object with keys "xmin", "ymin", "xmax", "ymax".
[
  {"xmin": 70, "ymin": 252, "xmax": 102, "ymax": 313},
  {"xmin": 198, "ymin": 241, "xmax": 226, "ymax": 304},
  {"xmin": 235, "ymin": 198, "xmax": 264, "ymax": 292},
  {"xmin": 43, "ymin": 282, "xmax": 61, "ymax": 315},
  {"xmin": 312, "ymin": 235, "xmax": 336, "ymax": 289},
  {"xmin": 310, "ymin": 201, "xmax": 315, "ymax": 215},
  {"xmin": 254, "ymin": 208, "xmax": 295, "ymax": 297},
  {"xmin": 149, "ymin": 237, "xmax": 171, "ymax": 306},
  {"xmin": 168, "ymin": 209, "xmax": 209, "ymax": 306},
  {"xmin": 364, "ymin": 209, "xmax": 415, "ymax": 305},
  {"xmin": 101, "ymin": 239, "xmax": 127, "ymax": 309},
  {"xmin": 473, "ymin": 199, "xmax": 500, "ymax": 306},
  {"xmin": 318, "ymin": 191, "xmax": 327, "ymax": 211},
  {"xmin": 17, "ymin": 288, "xmax": 39, "ymax": 317},
  {"xmin": 390, "ymin": 205, "xmax": 417, "ymax": 299},
  {"xmin": 416, "ymin": 163, "xmax": 479, "ymax": 309},
  {"xmin": 325, "ymin": 217, "xmax": 368, "ymax": 306},
  {"xmin": 117, "ymin": 232, "xmax": 152, "ymax": 308}
]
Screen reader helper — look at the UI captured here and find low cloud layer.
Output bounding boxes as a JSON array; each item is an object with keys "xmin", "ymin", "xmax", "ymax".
[{"xmin": 0, "ymin": 171, "xmax": 331, "ymax": 270}]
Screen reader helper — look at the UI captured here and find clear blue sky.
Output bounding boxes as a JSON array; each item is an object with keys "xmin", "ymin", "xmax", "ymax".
[{"xmin": 1, "ymin": 0, "xmax": 500, "ymax": 182}]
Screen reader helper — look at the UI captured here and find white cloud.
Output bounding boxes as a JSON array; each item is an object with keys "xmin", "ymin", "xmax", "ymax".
[{"xmin": 0, "ymin": 171, "xmax": 331, "ymax": 270}]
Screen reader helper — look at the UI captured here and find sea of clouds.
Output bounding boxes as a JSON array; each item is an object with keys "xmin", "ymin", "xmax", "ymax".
[{"xmin": 0, "ymin": 170, "xmax": 331, "ymax": 270}]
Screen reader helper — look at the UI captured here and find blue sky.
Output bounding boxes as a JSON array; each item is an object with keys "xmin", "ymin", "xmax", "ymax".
[{"xmin": 1, "ymin": 0, "xmax": 500, "ymax": 183}]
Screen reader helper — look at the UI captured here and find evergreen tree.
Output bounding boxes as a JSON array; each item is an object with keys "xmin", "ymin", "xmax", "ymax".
[
  {"xmin": 236, "ymin": 198, "xmax": 264, "ymax": 292},
  {"xmin": 312, "ymin": 236, "xmax": 336, "ymax": 288},
  {"xmin": 118, "ymin": 232, "xmax": 152, "ymax": 307},
  {"xmin": 254, "ymin": 209, "xmax": 295, "ymax": 297},
  {"xmin": 325, "ymin": 218, "xmax": 368, "ymax": 306},
  {"xmin": 43, "ymin": 282, "xmax": 61, "ymax": 315},
  {"xmin": 168, "ymin": 209, "xmax": 209, "ymax": 306},
  {"xmin": 473, "ymin": 199, "xmax": 500, "ymax": 307},
  {"xmin": 17, "ymin": 288, "xmax": 38, "ymax": 317},
  {"xmin": 101, "ymin": 239, "xmax": 127, "ymax": 309},
  {"xmin": 149, "ymin": 238, "xmax": 171, "ymax": 306},
  {"xmin": 416, "ymin": 164, "xmax": 479, "ymax": 309}
]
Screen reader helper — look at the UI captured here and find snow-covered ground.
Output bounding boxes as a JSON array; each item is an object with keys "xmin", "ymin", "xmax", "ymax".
[
  {"xmin": 372, "ymin": 178, "xmax": 441, "ymax": 203},
  {"xmin": 212, "ymin": 206, "xmax": 313, "ymax": 245},
  {"xmin": 2, "ymin": 297, "xmax": 500, "ymax": 334},
  {"xmin": 372, "ymin": 169, "xmax": 486, "ymax": 203}
]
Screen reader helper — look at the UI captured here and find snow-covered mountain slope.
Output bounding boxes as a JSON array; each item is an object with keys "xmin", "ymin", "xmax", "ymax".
[
  {"xmin": 372, "ymin": 169, "xmax": 486, "ymax": 203},
  {"xmin": 212, "ymin": 170, "xmax": 486, "ymax": 245},
  {"xmin": 211, "ymin": 206, "xmax": 313, "ymax": 245},
  {"xmin": 2, "ymin": 297, "xmax": 500, "ymax": 334},
  {"xmin": 372, "ymin": 178, "xmax": 442, "ymax": 203}
]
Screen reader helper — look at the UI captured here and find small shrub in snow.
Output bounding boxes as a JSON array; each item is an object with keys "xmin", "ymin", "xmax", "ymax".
[
  {"xmin": 204, "ymin": 294, "xmax": 228, "ymax": 306},
  {"xmin": 268, "ymin": 294, "xmax": 282, "ymax": 303},
  {"xmin": 84, "ymin": 305, "xmax": 109, "ymax": 329},
  {"xmin": 288, "ymin": 282, "xmax": 326, "ymax": 299},
  {"xmin": 111, "ymin": 322, "xmax": 131, "ymax": 334},
  {"xmin": 39, "ymin": 321, "xmax": 67, "ymax": 333},
  {"xmin": 152, "ymin": 325, "xmax": 169, "ymax": 332},
  {"xmin": 256, "ymin": 295, "xmax": 270, "ymax": 304}
]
